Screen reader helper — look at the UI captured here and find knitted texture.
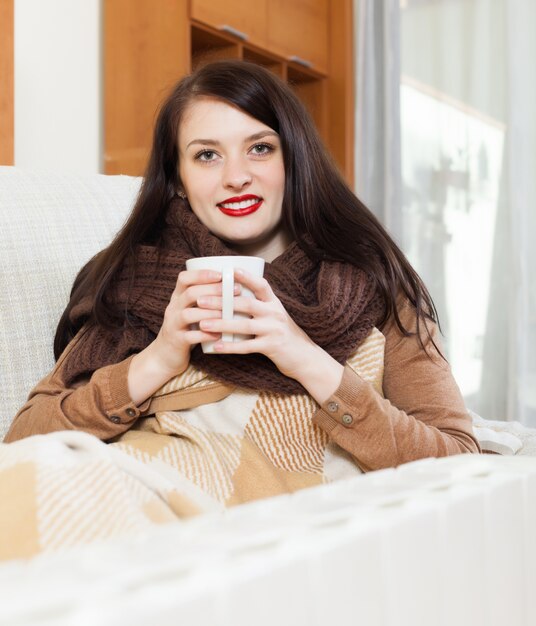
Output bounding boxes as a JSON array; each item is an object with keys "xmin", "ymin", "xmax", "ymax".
[{"xmin": 63, "ymin": 198, "xmax": 384, "ymax": 394}]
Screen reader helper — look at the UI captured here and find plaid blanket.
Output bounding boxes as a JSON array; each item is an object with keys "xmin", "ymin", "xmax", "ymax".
[{"xmin": 0, "ymin": 430, "xmax": 223, "ymax": 561}]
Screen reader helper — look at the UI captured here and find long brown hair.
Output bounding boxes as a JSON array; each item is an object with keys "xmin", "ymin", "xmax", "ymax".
[{"xmin": 54, "ymin": 60, "xmax": 439, "ymax": 359}]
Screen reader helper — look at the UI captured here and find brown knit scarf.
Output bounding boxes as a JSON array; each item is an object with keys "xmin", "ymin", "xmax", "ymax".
[{"xmin": 63, "ymin": 198, "xmax": 384, "ymax": 395}]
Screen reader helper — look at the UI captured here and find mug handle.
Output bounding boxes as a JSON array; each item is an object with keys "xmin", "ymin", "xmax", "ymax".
[{"xmin": 221, "ymin": 266, "xmax": 234, "ymax": 343}]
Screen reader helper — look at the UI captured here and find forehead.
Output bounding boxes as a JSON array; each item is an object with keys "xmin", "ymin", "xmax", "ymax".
[{"xmin": 179, "ymin": 97, "xmax": 273, "ymax": 144}]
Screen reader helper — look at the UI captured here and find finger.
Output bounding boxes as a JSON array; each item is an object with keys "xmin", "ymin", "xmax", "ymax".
[
  {"xmin": 183, "ymin": 330, "xmax": 221, "ymax": 345},
  {"xmin": 199, "ymin": 317, "xmax": 259, "ymax": 336},
  {"xmin": 196, "ymin": 285, "xmax": 243, "ymax": 311},
  {"xmin": 180, "ymin": 306, "xmax": 225, "ymax": 325},
  {"xmin": 174, "ymin": 282, "xmax": 229, "ymax": 309},
  {"xmin": 224, "ymin": 295, "xmax": 266, "ymax": 317},
  {"xmin": 197, "ymin": 295, "xmax": 223, "ymax": 310},
  {"xmin": 175, "ymin": 269, "xmax": 221, "ymax": 294},
  {"xmin": 212, "ymin": 337, "xmax": 263, "ymax": 355},
  {"xmin": 234, "ymin": 270, "xmax": 274, "ymax": 303}
]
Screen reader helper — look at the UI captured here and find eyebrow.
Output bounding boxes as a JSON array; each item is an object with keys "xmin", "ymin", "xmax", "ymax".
[{"xmin": 186, "ymin": 130, "xmax": 279, "ymax": 149}]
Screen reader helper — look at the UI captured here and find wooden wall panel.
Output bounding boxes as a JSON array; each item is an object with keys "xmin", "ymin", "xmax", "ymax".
[
  {"xmin": 0, "ymin": 0, "xmax": 14, "ymax": 165},
  {"xmin": 327, "ymin": 0, "xmax": 354, "ymax": 184},
  {"xmin": 104, "ymin": 0, "xmax": 190, "ymax": 175}
]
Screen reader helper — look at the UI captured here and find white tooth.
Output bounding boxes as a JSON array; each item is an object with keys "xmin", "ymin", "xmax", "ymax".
[{"xmin": 221, "ymin": 198, "xmax": 259, "ymax": 210}]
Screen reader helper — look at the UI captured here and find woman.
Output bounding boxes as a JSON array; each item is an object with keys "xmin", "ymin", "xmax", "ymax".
[{"xmin": 4, "ymin": 60, "xmax": 479, "ymax": 493}]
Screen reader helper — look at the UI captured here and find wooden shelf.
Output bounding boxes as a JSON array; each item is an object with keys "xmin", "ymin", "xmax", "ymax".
[
  {"xmin": 191, "ymin": 23, "xmax": 241, "ymax": 70},
  {"xmin": 190, "ymin": 22, "xmax": 329, "ymax": 142},
  {"xmin": 242, "ymin": 47, "xmax": 285, "ymax": 80},
  {"xmin": 287, "ymin": 73, "xmax": 327, "ymax": 140}
]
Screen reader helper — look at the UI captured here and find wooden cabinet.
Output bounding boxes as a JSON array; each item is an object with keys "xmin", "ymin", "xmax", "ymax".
[
  {"xmin": 191, "ymin": 0, "xmax": 268, "ymax": 49},
  {"xmin": 104, "ymin": 0, "xmax": 354, "ymax": 184},
  {"xmin": 104, "ymin": 0, "xmax": 190, "ymax": 175},
  {"xmin": 192, "ymin": 0, "xmax": 328, "ymax": 74},
  {"xmin": 267, "ymin": 0, "xmax": 328, "ymax": 73}
]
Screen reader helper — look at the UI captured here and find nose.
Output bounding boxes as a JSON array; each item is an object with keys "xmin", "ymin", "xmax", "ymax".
[{"xmin": 222, "ymin": 156, "xmax": 252, "ymax": 192}]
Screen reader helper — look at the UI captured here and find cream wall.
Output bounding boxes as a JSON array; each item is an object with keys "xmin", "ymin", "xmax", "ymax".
[{"xmin": 14, "ymin": 0, "xmax": 101, "ymax": 173}]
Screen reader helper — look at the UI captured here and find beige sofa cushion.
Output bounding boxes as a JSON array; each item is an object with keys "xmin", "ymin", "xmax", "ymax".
[{"xmin": 0, "ymin": 167, "xmax": 141, "ymax": 438}]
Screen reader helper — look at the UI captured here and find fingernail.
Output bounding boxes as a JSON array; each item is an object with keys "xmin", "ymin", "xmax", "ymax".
[
  {"xmin": 234, "ymin": 284, "xmax": 241, "ymax": 294},
  {"xmin": 214, "ymin": 341, "xmax": 224, "ymax": 351},
  {"xmin": 235, "ymin": 269, "xmax": 244, "ymax": 277},
  {"xmin": 208, "ymin": 271, "xmax": 221, "ymax": 279}
]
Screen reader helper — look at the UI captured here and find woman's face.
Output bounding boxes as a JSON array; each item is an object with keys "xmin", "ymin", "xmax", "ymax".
[{"xmin": 178, "ymin": 97, "xmax": 288, "ymax": 260}]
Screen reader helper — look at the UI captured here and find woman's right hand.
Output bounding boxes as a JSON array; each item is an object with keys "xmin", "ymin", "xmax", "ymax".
[
  {"xmin": 153, "ymin": 269, "xmax": 228, "ymax": 375},
  {"xmin": 127, "ymin": 269, "xmax": 229, "ymax": 404}
]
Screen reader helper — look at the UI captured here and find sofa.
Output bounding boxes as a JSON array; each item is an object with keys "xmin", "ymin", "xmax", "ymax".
[{"xmin": 1, "ymin": 166, "xmax": 536, "ymax": 626}]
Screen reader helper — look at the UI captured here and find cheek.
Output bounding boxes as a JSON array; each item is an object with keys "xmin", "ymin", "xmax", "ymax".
[
  {"xmin": 181, "ymin": 167, "xmax": 211, "ymax": 202},
  {"xmin": 178, "ymin": 163, "xmax": 191, "ymax": 196},
  {"xmin": 260, "ymin": 160, "xmax": 285, "ymax": 192},
  {"xmin": 274, "ymin": 175, "xmax": 285, "ymax": 208},
  {"xmin": 273, "ymin": 162, "xmax": 285, "ymax": 196}
]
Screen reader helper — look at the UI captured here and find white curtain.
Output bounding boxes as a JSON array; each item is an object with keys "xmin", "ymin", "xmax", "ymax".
[
  {"xmin": 355, "ymin": 0, "xmax": 402, "ymax": 233},
  {"xmin": 354, "ymin": 0, "xmax": 536, "ymax": 426}
]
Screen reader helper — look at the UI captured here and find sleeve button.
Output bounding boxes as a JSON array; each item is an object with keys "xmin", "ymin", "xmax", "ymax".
[
  {"xmin": 109, "ymin": 415, "xmax": 121, "ymax": 424},
  {"xmin": 327, "ymin": 401, "xmax": 339, "ymax": 413},
  {"xmin": 342, "ymin": 414, "xmax": 353, "ymax": 425},
  {"xmin": 126, "ymin": 408, "xmax": 137, "ymax": 418}
]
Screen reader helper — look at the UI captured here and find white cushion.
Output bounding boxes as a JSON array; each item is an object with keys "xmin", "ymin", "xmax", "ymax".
[{"xmin": 0, "ymin": 167, "xmax": 141, "ymax": 438}]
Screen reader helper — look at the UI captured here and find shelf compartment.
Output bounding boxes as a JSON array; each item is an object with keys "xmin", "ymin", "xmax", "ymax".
[{"xmin": 191, "ymin": 23, "xmax": 241, "ymax": 70}]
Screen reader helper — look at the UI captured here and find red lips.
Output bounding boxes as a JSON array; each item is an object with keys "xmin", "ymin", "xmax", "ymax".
[{"xmin": 217, "ymin": 194, "xmax": 263, "ymax": 217}]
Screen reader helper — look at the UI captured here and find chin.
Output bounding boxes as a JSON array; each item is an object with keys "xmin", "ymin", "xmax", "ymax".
[{"xmin": 221, "ymin": 231, "xmax": 266, "ymax": 248}]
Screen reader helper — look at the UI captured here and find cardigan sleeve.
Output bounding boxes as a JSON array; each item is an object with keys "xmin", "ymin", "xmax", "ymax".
[
  {"xmin": 312, "ymin": 300, "xmax": 481, "ymax": 471},
  {"xmin": 3, "ymin": 329, "xmax": 148, "ymax": 443}
]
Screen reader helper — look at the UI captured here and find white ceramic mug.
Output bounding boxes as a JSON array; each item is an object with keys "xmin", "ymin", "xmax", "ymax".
[{"xmin": 185, "ymin": 255, "xmax": 265, "ymax": 353}]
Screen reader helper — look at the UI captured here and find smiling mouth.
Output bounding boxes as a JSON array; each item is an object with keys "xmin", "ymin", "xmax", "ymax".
[{"xmin": 217, "ymin": 195, "xmax": 263, "ymax": 217}]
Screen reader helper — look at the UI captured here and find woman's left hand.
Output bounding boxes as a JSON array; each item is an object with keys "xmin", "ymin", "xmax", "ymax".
[{"xmin": 197, "ymin": 270, "xmax": 344, "ymax": 401}]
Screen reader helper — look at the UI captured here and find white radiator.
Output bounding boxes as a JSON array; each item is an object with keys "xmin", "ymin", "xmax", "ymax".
[{"xmin": 1, "ymin": 454, "xmax": 535, "ymax": 626}]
